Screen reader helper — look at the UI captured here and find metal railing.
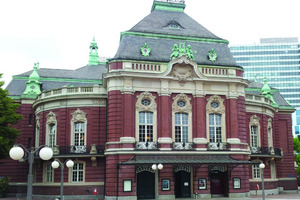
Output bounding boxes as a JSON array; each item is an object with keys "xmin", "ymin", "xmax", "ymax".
[
  {"xmin": 250, "ymin": 146, "xmax": 283, "ymax": 156},
  {"xmin": 207, "ymin": 142, "xmax": 230, "ymax": 150},
  {"xmin": 173, "ymin": 142, "xmax": 194, "ymax": 150},
  {"xmin": 50, "ymin": 145, "xmax": 105, "ymax": 155},
  {"xmin": 136, "ymin": 142, "xmax": 158, "ymax": 150}
]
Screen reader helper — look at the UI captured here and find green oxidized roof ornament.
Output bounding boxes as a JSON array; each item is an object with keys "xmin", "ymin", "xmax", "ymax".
[
  {"xmin": 141, "ymin": 43, "xmax": 151, "ymax": 57},
  {"xmin": 208, "ymin": 49, "xmax": 217, "ymax": 61},
  {"xmin": 261, "ymin": 77, "xmax": 278, "ymax": 107},
  {"xmin": 21, "ymin": 62, "xmax": 42, "ymax": 99},
  {"xmin": 88, "ymin": 37, "xmax": 100, "ymax": 65},
  {"xmin": 170, "ymin": 43, "xmax": 196, "ymax": 60}
]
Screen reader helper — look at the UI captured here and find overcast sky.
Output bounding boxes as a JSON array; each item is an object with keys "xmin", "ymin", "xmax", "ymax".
[{"xmin": 1, "ymin": 0, "xmax": 300, "ymax": 87}]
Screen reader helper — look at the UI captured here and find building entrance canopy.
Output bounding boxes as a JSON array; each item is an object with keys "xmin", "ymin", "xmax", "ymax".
[{"xmin": 118, "ymin": 154, "xmax": 260, "ymax": 166}]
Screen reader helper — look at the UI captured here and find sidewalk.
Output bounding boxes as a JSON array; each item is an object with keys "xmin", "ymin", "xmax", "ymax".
[{"xmin": 1, "ymin": 193, "xmax": 300, "ymax": 200}]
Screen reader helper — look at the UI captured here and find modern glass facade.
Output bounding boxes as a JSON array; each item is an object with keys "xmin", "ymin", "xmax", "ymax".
[{"xmin": 230, "ymin": 38, "xmax": 300, "ymax": 136}]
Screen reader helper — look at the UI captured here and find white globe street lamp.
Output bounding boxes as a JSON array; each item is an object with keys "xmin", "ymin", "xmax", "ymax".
[
  {"xmin": 259, "ymin": 163, "xmax": 265, "ymax": 200},
  {"xmin": 51, "ymin": 159, "xmax": 74, "ymax": 200},
  {"xmin": 152, "ymin": 163, "xmax": 163, "ymax": 200},
  {"xmin": 9, "ymin": 144, "xmax": 53, "ymax": 200}
]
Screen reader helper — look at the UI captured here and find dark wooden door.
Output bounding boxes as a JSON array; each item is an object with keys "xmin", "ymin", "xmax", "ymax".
[
  {"xmin": 210, "ymin": 171, "xmax": 228, "ymax": 197},
  {"xmin": 175, "ymin": 170, "xmax": 191, "ymax": 198},
  {"xmin": 137, "ymin": 171, "xmax": 155, "ymax": 199}
]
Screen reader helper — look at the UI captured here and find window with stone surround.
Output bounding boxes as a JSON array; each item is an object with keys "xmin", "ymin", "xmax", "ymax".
[
  {"xmin": 44, "ymin": 163, "xmax": 54, "ymax": 183},
  {"xmin": 136, "ymin": 92, "xmax": 157, "ymax": 143},
  {"xmin": 71, "ymin": 109, "xmax": 87, "ymax": 152},
  {"xmin": 172, "ymin": 94, "xmax": 192, "ymax": 143},
  {"xmin": 46, "ymin": 111, "xmax": 57, "ymax": 148},
  {"xmin": 71, "ymin": 162, "xmax": 85, "ymax": 182},
  {"xmin": 175, "ymin": 113, "xmax": 189, "ymax": 142},
  {"xmin": 249, "ymin": 115, "xmax": 260, "ymax": 148},
  {"xmin": 253, "ymin": 164, "xmax": 261, "ymax": 179},
  {"xmin": 267, "ymin": 118, "xmax": 273, "ymax": 147},
  {"xmin": 209, "ymin": 114, "xmax": 222, "ymax": 143},
  {"xmin": 206, "ymin": 95, "xmax": 226, "ymax": 143}
]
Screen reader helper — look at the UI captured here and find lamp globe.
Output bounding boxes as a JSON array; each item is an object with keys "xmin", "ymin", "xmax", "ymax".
[
  {"xmin": 9, "ymin": 146, "xmax": 24, "ymax": 160},
  {"xmin": 259, "ymin": 163, "xmax": 265, "ymax": 169},
  {"xmin": 39, "ymin": 147, "xmax": 53, "ymax": 160},
  {"xmin": 66, "ymin": 160, "xmax": 74, "ymax": 168},
  {"xmin": 152, "ymin": 164, "xmax": 157, "ymax": 170},
  {"xmin": 51, "ymin": 160, "xmax": 60, "ymax": 169},
  {"xmin": 158, "ymin": 163, "xmax": 163, "ymax": 170}
]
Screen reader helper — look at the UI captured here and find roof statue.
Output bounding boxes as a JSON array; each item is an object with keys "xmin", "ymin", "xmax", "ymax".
[
  {"xmin": 170, "ymin": 43, "xmax": 196, "ymax": 60},
  {"xmin": 88, "ymin": 37, "xmax": 100, "ymax": 65},
  {"xmin": 261, "ymin": 77, "xmax": 278, "ymax": 107}
]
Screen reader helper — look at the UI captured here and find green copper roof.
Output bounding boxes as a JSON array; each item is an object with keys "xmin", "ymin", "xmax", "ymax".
[
  {"xmin": 21, "ymin": 62, "xmax": 42, "ymax": 99},
  {"xmin": 151, "ymin": 0, "xmax": 186, "ymax": 12},
  {"xmin": 88, "ymin": 37, "xmax": 100, "ymax": 65}
]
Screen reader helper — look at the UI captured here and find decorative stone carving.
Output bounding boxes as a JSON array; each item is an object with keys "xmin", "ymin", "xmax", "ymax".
[
  {"xmin": 171, "ymin": 64, "xmax": 194, "ymax": 86},
  {"xmin": 71, "ymin": 109, "xmax": 87, "ymax": 123},
  {"xmin": 36, "ymin": 116, "xmax": 40, "ymax": 128},
  {"xmin": 206, "ymin": 95, "xmax": 225, "ymax": 114},
  {"xmin": 249, "ymin": 115, "xmax": 260, "ymax": 127},
  {"xmin": 174, "ymin": 165, "xmax": 191, "ymax": 172},
  {"xmin": 136, "ymin": 165, "xmax": 155, "ymax": 173},
  {"xmin": 172, "ymin": 93, "xmax": 192, "ymax": 113},
  {"xmin": 136, "ymin": 91, "xmax": 157, "ymax": 112},
  {"xmin": 46, "ymin": 111, "xmax": 56, "ymax": 125}
]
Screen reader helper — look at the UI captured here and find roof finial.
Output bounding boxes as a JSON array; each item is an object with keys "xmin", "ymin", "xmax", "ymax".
[
  {"xmin": 88, "ymin": 37, "xmax": 100, "ymax": 66},
  {"xmin": 21, "ymin": 62, "xmax": 42, "ymax": 99}
]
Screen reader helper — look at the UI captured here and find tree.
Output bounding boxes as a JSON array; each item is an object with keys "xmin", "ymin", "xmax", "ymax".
[
  {"xmin": 293, "ymin": 137, "xmax": 300, "ymax": 179},
  {"xmin": 0, "ymin": 74, "xmax": 23, "ymax": 160}
]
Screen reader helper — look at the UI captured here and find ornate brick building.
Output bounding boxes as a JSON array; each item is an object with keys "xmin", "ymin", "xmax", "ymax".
[{"xmin": 0, "ymin": 1, "xmax": 297, "ymax": 199}]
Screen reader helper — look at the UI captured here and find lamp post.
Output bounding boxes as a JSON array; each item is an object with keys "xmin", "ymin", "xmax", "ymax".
[
  {"xmin": 51, "ymin": 159, "xmax": 74, "ymax": 200},
  {"xmin": 152, "ymin": 163, "xmax": 163, "ymax": 200},
  {"xmin": 9, "ymin": 145, "xmax": 53, "ymax": 200},
  {"xmin": 259, "ymin": 163, "xmax": 265, "ymax": 200}
]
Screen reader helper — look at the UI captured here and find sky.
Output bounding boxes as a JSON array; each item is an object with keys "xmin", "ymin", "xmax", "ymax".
[{"xmin": 1, "ymin": 0, "xmax": 300, "ymax": 87}]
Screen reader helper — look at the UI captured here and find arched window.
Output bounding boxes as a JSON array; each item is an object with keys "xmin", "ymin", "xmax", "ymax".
[
  {"xmin": 46, "ymin": 111, "xmax": 57, "ymax": 148},
  {"xmin": 206, "ymin": 95, "xmax": 226, "ymax": 144}
]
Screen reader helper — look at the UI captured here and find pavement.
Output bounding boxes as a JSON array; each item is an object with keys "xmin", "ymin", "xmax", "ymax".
[{"xmin": 1, "ymin": 193, "xmax": 300, "ymax": 200}]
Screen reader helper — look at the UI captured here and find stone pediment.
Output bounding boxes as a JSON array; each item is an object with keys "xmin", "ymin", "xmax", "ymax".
[{"xmin": 164, "ymin": 55, "xmax": 206, "ymax": 86}]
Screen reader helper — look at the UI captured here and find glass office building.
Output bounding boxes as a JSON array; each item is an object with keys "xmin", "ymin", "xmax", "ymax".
[{"xmin": 230, "ymin": 38, "xmax": 300, "ymax": 136}]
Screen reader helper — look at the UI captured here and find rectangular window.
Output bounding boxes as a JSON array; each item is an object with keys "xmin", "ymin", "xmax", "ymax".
[
  {"xmin": 295, "ymin": 126, "xmax": 300, "ymax": 135},
  {"xmin": 209, "ymin": 114, "xmax": 222, "ymax": 143},
  {"xmin": 253, "ymin": 164, "xmax": 261, "ymax": 179},
  {"xmin": 45, "ymin": 164, "xmax": 53, "ymax": 183},
  {"xmin": 29, "ymin": 114, "xmax": 33, "ymax": 125},
  {"xmin": 74, "ymin": 122, "xmax": 85, "ymax": 146},
  {"xmin": 251, "ymin": 126, "xmax": 258, "ymax": 147},
  {"xmin": 175, "ymin": 113, "xmax": 188, "ymax": 143},
  {"xmin": 72, "ymin": 163, "xmax": 84, "ymax": 182},
  {"xmin": 139, "ymin": 112, "xmax": 153, "ymax": 142},
  {"xmin": 48, "ymin": 124, "xmax": 56, "ymax": 148}
]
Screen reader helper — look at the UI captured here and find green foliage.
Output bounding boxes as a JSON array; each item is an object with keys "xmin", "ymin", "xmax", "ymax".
[
  {"xmin": 0, "ymin": 74, "xmax": 23, "ymax": 160},
  {"xmin": 0, "ymin": 176, "xmax": 11, "ymax": 197},
  {"xmin": 293, "ymin": 137, "xmax": 300, "ymax": 178}
]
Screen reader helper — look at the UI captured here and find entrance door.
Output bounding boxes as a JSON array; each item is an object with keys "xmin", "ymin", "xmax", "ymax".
[
  {"xmin": 175, "ymin": 170, "xmax": 191, "ymax": 198},
  {"xmin": 137, "ymin": 171, "xmax": 155, "ymax": 199},
  {"xmin": 210, "ymin": 171, "xmax": 228, "ymax": 197}
]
